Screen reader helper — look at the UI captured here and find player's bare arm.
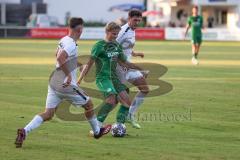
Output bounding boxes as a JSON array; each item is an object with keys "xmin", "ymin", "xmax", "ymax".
[
  {"xmin": 132, "ymin": 51, "xmax": 144, "ymax": 58},
  {"xmin": 118, "ymin": 59, "xmax": 142, "ymax": 71},
  {"xmin": 184, "ymin": 24, "xmax": 190, "ymax": 38},
  {"xmin": 56, "ymin": 49, "xmax": 72, "ymax": 88},
  {"xmin": 77, "ymin": 58, "xmax": 95, "ymax": 85}
]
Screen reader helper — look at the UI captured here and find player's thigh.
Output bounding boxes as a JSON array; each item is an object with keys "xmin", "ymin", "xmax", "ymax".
[
  {"xmin": 105, "ymin": 94, "xmax": 118, "ymax": 106},
  {"xmin": 192, "ymin": 36, "xmax": 202, "ymax": 46},
  {"xmin": 111, "ymin": 78, "xmax": 130, "ymax": 106},
  {"xmin": 96, "ymin": 79, "xmax": 117, "ymax": 98},
  {"xmin": 130, "ymin": 76, "xmax": 149, "ymax": 94},
  {"xmin": 112, "ymin": 78, "xmax": 127, "ymax": 95},
  {"xmin": 82, "ymin": 99, "xmax": 94, "ymax": 111},
  {"xmin": 64, "ymin": 87, "xmax": 90, "ymax": 107},
  {"xmin": 116, "ymin": 64, "xmax": 128, "ymax": 84},
  {"xmin": 196, "ymin": 36, "xmax": 202, "ymax": 45},
  {"xmin": 45, "ymin": 86, "xmax": 62, "ymax": 109},
  {"xmin": 126, "ymin": 70, "xmax": 143, "ymax": 82},
  {"xmin": 118, "ymin": 90, "xmax": 131, "ymax": 107}
]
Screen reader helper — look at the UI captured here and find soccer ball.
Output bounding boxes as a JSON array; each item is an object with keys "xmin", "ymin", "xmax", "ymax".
[{"xmin": 111, "ymin": 123, "xmax": 126, "ymax": 137}]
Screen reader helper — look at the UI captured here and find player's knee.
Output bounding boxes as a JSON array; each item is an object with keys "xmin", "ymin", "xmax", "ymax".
[
  {"xmin": 83, "ymin": 100, "xmax": 94, "ymax": 111},
  {"xmin": 41, "ymin": 110, "xmax": 54, "ymax": 121},
  {"xmin": 46, "ymin": 113, "xmax": 54, "ymax": 121},
  {"xmin": 106, "ymin": 95, "xmax": 118, "ymax": 106}
]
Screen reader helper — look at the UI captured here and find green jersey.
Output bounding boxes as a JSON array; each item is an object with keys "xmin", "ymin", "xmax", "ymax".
[
  {"xmin": 188, "ymin": 15, "xmax": 203, "ymax": 38},
  {"xmin": 91, "ymin": 40, "xmax": 127, "ymax": 80}
]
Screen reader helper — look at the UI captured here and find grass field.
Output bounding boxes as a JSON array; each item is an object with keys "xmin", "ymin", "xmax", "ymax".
[{"xmin": 0, "ymin": 39, "xmax": 240, "ymax": 160}]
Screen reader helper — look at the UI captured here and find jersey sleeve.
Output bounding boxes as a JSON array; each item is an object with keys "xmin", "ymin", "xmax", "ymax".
[
  {"xmin": 91, "ymin": 42, "xmax": 101, "ymax": 60},
  {"xmin": 118, "ymin": 45, "xmax": 127, "ymax": 62},
  {"xmin": 116, "ymin": 28, "xmax": 126, "ymax": 44},
  {"xmin": 59, "ymin": 41, "xmax": 76, "ymax": 57}
]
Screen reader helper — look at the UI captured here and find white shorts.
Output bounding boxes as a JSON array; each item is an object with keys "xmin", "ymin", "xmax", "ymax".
[
  {"xmin": 45, "ymin": 85, "xmax": 90, "ymax": 109},
  {"xmin": 116, "ymin": 64, "xmax": 143, "ymax": 84}
]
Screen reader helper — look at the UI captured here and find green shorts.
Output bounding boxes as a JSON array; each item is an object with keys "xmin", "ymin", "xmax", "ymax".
[
  {"xmin": 191, "ymin": 35, "xmax": 202, "ymax": 44},
  {"xmin": 96, "ymin": 78, "xmax": 127, "ymax": 98}
]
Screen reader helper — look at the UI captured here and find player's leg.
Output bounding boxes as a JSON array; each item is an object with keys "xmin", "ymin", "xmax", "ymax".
[
  {"xmin": 82, "ymin": 99, "xmax": 112, "ymax": 139},
  {"xmin": 114, "ymin": 66, "xmax": 131, "ymax": 124},
  {"xmin": 89, "ymin": 94, "xmax": 117, "ymax": 137},
  {"xmin": 15, "ymin": 108, "xmax": 55, "ymax": 148},
  {"xmin": 195, "ymin": 37, "xmax": 202, "ymax": 57},
  {"xmin": 116, "ymin": 90, "xmax": 131, "ymax": 124},
  {"xmin": 109, "ymin": 78, "xmax": 130, "ymax": 124},
  {"xmin": 123, "ymin": 71, "xmax": 149, "ymax": 128},
  {"xmin": 95, "ymin": 79, "xmax": 118, "ymax": 124},
  {"xmin": 15, "ymin": 86, "xmax": 61, "ymax": 148},
  {"xmin": 61, "ymin": 86, "xmax": 112, "ymax": 138},
  {"xmin": 191, "ymin": 36, "xmax": 201, "ymax": 65},
  {"xmin": 128, "ymin": 76, "xmax": 149, "ymax": 120},
  {"xmin": 25, "ymin": 86, "xmax": 62, "ymax": 134},
  {"xmin": 191, "ymin": 43, "xmax": 199, "ymax": 65},
  {"xmin": 24, "ymin": 108, "xmax": 55, "ymax": 134},
  {"xmin": 97, "ymin": 94, "xmax": 118, "ymax": 124},
  {"xmin": 195, "ymin": 43, "xmax": 200, "ymax": 57}
]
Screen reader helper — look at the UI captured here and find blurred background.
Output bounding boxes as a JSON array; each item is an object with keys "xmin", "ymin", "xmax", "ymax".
[{"xmin": 0, "ymin": 0, "xmax": 239, "ymax": 40}]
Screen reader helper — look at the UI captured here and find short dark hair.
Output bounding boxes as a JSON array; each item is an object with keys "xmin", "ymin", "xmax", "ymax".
[
  {"xmin": 193, "ymin": 6, "xmax": 198, "ymax": 10},
  {"xmin": 128, "ymin": 9, "xmax": 142, "ymax": 18},
  {"xmin": 69, "ymin": 17, "xmax": 84, "ymax": 29}
]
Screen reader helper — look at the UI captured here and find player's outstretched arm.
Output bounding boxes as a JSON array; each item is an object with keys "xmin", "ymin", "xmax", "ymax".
[
  {"xmin": 118, "ymin": 59, "xmax": 142, "ymax": 71},
  {"xmin": 77, "ymin": 58, "xmax": 94, "ymax": 85},
  {"xmin": 132, "ymin": 51, "xmax": 144, "ymax": 58}
]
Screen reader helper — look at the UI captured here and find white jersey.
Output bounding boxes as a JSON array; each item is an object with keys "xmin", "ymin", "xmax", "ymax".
[
  {"xmin": 116, "ymin": 23, "xmax": 143, "ymax": 83},
  {"xmin": 46, "ymin": 36, "xmax": 90, "ymax": 108},
  {"xmin": 56, "ymin": 36, "xmax": 78, "ymax": 85},
  {"xmin": 116, "ymin": 23, "xmax": 135, "ymax": 62}
]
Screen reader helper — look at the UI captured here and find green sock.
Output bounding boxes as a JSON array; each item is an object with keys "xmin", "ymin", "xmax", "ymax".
[
  {"xmin": 97, "ymin": 103, "xmax": 114, "ymax": 123},
  {"xmin": 116, "ymin": 105, "xmax": 129, "ymax": 123}
]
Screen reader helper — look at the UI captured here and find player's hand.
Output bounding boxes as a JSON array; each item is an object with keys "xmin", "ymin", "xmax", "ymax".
[
  {"xmin": 132, "ymin": 52, "xmax": 144, "ymax": 58},
  {"xmin": 77, "ymin": 79, "xmax": 82, "ymax": 86},
  {"xmin": 183, "ymin": 31, "xmax": 188, "ymax": 40},
  {"xmin": 138, "ymin": 53, "xmax": 144, "ymax": 58},
  {"xmin": 62, "ymin": 74, "xmax": 72, "ymax": 88},
  {"xmin": 202, "ymin": 27, "xmax": 207, "ymax": 32},
  {"xmin": 141, "ymin": 70, "xmax": 149, "ymax": 78}
]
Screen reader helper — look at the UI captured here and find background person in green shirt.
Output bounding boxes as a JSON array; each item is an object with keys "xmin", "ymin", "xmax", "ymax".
[
  {"xmin": 78, "ymin": 22, "xmax": 144, "ymax": 129},
  {"xmin": 185, "ymin": 6, "xmax": 204, "ymax": 65}
]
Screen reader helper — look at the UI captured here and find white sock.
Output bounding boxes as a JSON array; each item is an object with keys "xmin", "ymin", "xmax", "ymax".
[
  {"xmin": 24, "ymin": 115, "xmax": 43, "ymax": 135},
  {"xmin": 98, "ymin": 121, "xmax": 103, "ymax": 127},
  {"xmin": 88, "ymin": 116, "xmax": 100, "ymax": 135},
  {"xmin": 129, "ymin": 92, "xmax": 146, "ymax": 116}
]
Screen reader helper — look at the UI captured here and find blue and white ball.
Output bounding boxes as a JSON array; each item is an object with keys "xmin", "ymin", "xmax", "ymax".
[{"xmin": 111, "ymin": 123, "xmax": 126, "ymax": 137}]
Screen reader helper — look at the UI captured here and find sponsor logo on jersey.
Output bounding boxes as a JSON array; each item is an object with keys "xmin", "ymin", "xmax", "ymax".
[{"xmin": 107, "ymin": 51, "xmax": 119, "ymax": 57}]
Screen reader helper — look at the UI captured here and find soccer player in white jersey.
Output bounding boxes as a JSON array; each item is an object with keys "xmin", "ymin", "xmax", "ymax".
[
  {"xmin": 116, "ymin": 10, "xmax": 149, "ymax": 129},
  {"xmin": 15, "ymin": 18, "xmax": 111, "ymax": 148}
]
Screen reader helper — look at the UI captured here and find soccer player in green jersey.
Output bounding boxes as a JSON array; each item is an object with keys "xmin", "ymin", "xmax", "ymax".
[
  {"xmin": 78, "ymin": 22, "xmax": 144, "ymax": 128},
  {"xmin": 184, "ymin": 6, "xmax": 204, "ymax": 65}
]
